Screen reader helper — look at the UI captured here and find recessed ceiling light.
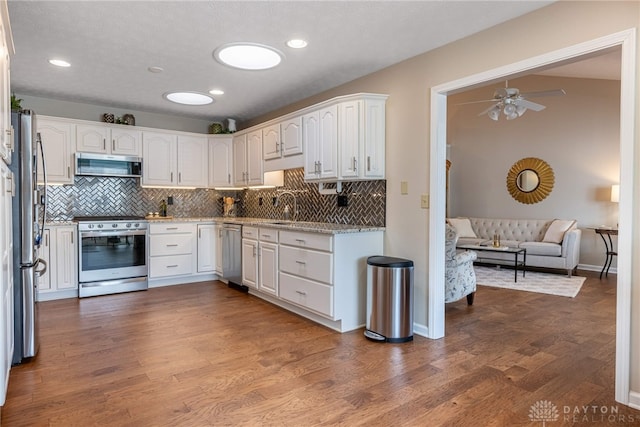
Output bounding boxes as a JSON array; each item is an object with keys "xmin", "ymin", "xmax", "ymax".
[
  {"xmin": 148, "ymin": 66, "xmax": 164, "ymax": 73},
  {"xmin": 209, "ymin": 89, "xmax": 224, "ymax": 96},
  {"xmin": 286, "ymin": 39, "xmax": 308, "ymax": 49},
  {"xmin": 163, "ymin": 92, "xmax": 214, "ymax": 106},
  {"xmin": 214, "ymin": 43, "xmax": 283, "ymax": 70},
  {"xmin": 49, "ymin": 59, "xmax": 70, "ymax": 67}
]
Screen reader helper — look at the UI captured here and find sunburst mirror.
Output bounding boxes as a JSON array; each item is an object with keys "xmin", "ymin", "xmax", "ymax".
[{"xmin": 506, "ymin": 157, "xmax": 554, "ymax": 204}]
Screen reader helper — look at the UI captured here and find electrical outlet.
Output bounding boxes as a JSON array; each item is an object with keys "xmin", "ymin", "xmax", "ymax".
[
  {"xmin": 259, "ymin": 197, "xmax": 263, "ymax": 206},
  {"xmin": 167, "ymin": 196, "xmax": 174, "ymax": 205},
  {"xmin": 420, "ymin": 194, "xmax": 429, "ymax": 209},
  {"xmin": 272, "ymin": 197, "xmax": 277, "ymax": 205},
  {"xmin": 401, "ymin": 181, "xmax": 408, "ymax": 195},
  {"xmin": 337, "ymin": 195, "xmax": 348, "ymax": 207}
]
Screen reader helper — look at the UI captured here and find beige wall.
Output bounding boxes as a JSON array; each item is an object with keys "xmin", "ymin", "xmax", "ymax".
[
  {"xmin": 246, "ymin": 1, "xmax": 640, "ymax": 394},
  {"xmin": 447, "ymin": 74, "xmax": 621, "ymax": 268}
]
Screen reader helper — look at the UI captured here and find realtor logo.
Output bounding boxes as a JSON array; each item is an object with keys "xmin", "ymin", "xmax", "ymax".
[{"xmin": 529, "ymin": 400, "xmax": 559, "ymax": 426}]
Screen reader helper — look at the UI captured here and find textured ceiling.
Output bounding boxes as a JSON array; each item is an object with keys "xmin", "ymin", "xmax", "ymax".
[{"xmin": 7, "ymin": 1, "xmax": 554, "ymax": 123}]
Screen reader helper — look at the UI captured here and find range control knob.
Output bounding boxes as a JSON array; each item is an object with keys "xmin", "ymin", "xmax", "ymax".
[
  {"xmin": 112, "ymin": 223, "xmax": 118, "ymax": 228},
  {"xmin": 97, "ymin": 224, "xmax": 103, "ymax": 229},
  {"xmin": 88, "ymin": 224, "xmax": 94, "ymax": 229},
  {"xmin": 134, "ymin": 223, "xmax": 139, "ymax": 228},
  {"xmin": 126, "ymin": 223, "xmax": 131, "ymax": 228}
]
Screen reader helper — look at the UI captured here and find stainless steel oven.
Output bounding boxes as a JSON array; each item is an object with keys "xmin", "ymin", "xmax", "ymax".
[{"xmin": 76, "ymin": 216, "xmax": 148, "ymax": 297}]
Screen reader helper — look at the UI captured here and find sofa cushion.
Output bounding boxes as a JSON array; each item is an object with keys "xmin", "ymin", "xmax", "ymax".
[
  {"xmin": 543, "ymin": 219, "xmax": 576, "ymax": 243},
  {"xmin": 456, "ymin": 237, "xmax": 486, "ymax": 246},
  {"xmin": 448, "ymin": 218, "xmax": 477, "ymax": 238},
  {"xmin": 519, "ymin": 241, "xmax": 562, "ymax": 257}
]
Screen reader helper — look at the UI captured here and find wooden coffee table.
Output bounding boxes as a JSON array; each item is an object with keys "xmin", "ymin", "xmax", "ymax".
[{"xmin": 458, "ymin": 244, "xmax": 527, "ymax": 282}]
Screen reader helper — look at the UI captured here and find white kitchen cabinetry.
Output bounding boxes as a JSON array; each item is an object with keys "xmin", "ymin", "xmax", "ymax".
[
  {"xmin": 197, "ymin": 223, "xmax": 216, "ymax": 273},
  {"xmin": 241, "ymin": 226, "xmax": 258, "ymax": 289},
  {"xmin": 76, "ymin": 124, "xmax": 142, "ymax": 156},
  {"xmin": 263, "ymin": 116, "xmax": 302, "ymax": 160},
  {"xmin": 338, "ymin": 96, "xmax": 386, "ymax": 180},
  {"xmin": 208, "ymin": 136, "xmax": 233, "ymax": 187},
  {"xmin": 0, "ymin": 15, "xmax": 10, "ymax": 164},
  {"xmin": 248, "ymin": 228, "xmax": 383, "ymax": 333},
  {"xmin": 37, "ymin": 118, "xmax": 74, "ymax": 184},
  {"xmin": 142, "ymin": 133, "xmax": 207, "ymax": 188},
  {"xmin": 149, "ymin": 222, "xmax": 196, "ymax": 279},
  {"xmin": 233, "ymin": 131, "xmax": 263, "ymax": 186},
  {"xmin": 303, "ymin": 105, "xmax": 338, "ymax": 181},
  {"xmin": 1, "ymin": 160, "xmax": 13, "ymax": 405},
  {"xmin": 258, "ymin": 228, "xmax": 278, "ymax": 296},
  {"xmin": 38, "ymin": 225, "xmax": 79, "ymax": 301},
  {"xmin": 215, "ymin": 224, "xmax": 223, "ymax": 274}
]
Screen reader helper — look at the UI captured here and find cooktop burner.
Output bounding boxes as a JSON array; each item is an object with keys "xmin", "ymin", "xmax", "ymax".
[{"xmin": 74, "ymin": 215, "xmax": 146, "ymax": 222}]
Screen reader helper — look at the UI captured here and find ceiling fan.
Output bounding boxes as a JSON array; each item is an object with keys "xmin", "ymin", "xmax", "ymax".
[{"xmin": 459, "ymin": 81, "xmax": 566, "ymax": 121}]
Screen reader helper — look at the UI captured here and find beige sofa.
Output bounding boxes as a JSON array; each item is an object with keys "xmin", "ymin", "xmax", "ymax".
[{"xmin": 447, "ymin": 217, "xmax": 581, "ymax": 276}]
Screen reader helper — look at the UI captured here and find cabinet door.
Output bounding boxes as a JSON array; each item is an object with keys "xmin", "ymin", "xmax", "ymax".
[
  {"xmin": 142, "ymin": 132, "xmax": 177, "ymax": 186},
  {"xmin": 362, "ymin": 98, "xmax": 386, "ymax": 179},
  {"xmin": 76, "ymin": 124, "xmax": 109, "ymax": 154},
  {"xmin": 232, "ymin": 134, "xmax": 247, "ymax": 185},
  {"xmin": 177, "ymin": 135, "xmax": 208, "ymax": 188},
  {"xmin": 318, "ymin": 105, "xmax": 338, "ymax": 180},
  {"xmin": 246, "ymin": 130, "xmax": 263, "ymax": 185},
  {"xmin": 281, "ymin": 116, "xmax": 303, "ymax": 157},
  {"xmin": 0, "ymin": 33, "xmax": 9, "ymax": 163},
  {"xmin": 241, "ymin": 238, "xmax": 258, "ymax": 289},
  {"xmin": 37, "ymin": 119, "xmax": 74, "ymax": 184},
  {"xmin": 338, "ymin": 100, "xmax": 360, "ymax": 179},
  {"xmin": 215, "ymin": 225, "xmax": 223, "ymax": 274},
  {"xmin": 262, "ymin": 124, "xmax": 279, "ymax": 160},
  {"xmin": 197, "ymin": 224, "xmax": 215, "ymax": 273},
  {"xmin": 259, "ymin": 241, "xmax": 278, "ymax": 296},
  {"xmin": 111, "ymin": 128, "xmax": 142, "ymax": 156},
  {"xmin": 208, "ymin": 136, "xmax": 233, "ymax": 187},
  {"xmin": 55, "ymin": 226, "xmax": 77, "ymax": 290},
  {"xmin": 303, "ymin": 111, "xmax": 320, "ymax": 180},
  {"xmin": 36, "ymin": 229, "xmax": 51, "ymax": 292}
]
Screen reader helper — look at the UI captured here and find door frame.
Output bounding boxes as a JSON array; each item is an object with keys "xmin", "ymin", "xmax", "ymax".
[{"xmin": 428, "ymin": 28, "xmax": 636, "ymax": 405}]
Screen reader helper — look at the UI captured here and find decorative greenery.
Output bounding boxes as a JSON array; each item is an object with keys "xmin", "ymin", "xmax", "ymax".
[{"xmin": 11, "ymin": 94, "xmax": 22, "ymax": 111}]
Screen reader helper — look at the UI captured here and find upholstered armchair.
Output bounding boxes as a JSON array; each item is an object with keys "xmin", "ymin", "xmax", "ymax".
[{"xmin": 445, "ymin": 223, "xmax": 477, "ymax": 305}]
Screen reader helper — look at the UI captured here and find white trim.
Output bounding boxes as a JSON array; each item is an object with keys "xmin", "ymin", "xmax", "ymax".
[
  {"xmin": 429, "ymin": 29, "xmax": 636, "ymax": 405},
  {"xmin": 628, "ymin": 391, "xmax": 640, "ymax": 411},
  {"xmin": 412, "ymin": 322, "xmax": 429, "ymax": 338}
]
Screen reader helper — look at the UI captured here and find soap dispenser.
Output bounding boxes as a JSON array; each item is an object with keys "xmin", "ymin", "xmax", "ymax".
[{"xmin": 283, "ymin": 204, "xmax": 290, "ymax": 221}]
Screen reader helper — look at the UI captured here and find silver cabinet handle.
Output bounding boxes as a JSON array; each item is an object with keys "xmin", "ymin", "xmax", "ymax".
[
  {"xmin": 179, "ymin": 172, "xmax": 182, "ymax": 183},
  {"xmin": 67, "ymin": 166, "xmax": 71, "ymax": 178},
  {"xmin": 295, "ymin": 290, "xmax": 307, "ymax": 296},
  {"xmin": 71, "ymin": 232, "xmax": 74, "ymax": 244},
  {"xmin": 112, "ymin": 140, "xmax": 116, "ymax": 151},
  {"xmin": 166, "ymin": 227, "xmax": 178, "ymax": 230},
  {"xmin": 353, "ymin": 157, "xmax": 357, "ymax": 172},
  {"xmin": 262, "ymin": 234, "xmax": 271, "ymax": 238},
  {"xmin": 167, "ymin": 265, "xmax": 178, "ymax": 268},
  {"xmin": 171, "ymin": 172, "xmax": 174, "ymax": 182},
  {"xmin": 166, "ymin": 244, "xmax": 178, "ymax": 247},
  {"xmin": 275, "ymin": 141, "xmax": 279, "ymax": 153},
  {"xmin": 198, "ymin": 229, "xmax": 201, "ymax": 238},
  {"xmin": 44, "ymin": 233, "xmax": 48, "ymax": 247},
  {"xmin": 295, "ymin": 239, "xmax": 306, "ymax": 244},
  {"xmin": 367, "ymin": 156, "xmax": 371, "ymax": 171},
  {"xmin": 103, "ymin": 138, "xmax": 106, "ymax": 150},
  {"xmin": 228, "ymin": 173, "xmax": 231, "ymax": 183},
  {"xmin": 295, "ymin": 260, "xmax": 306, "ymax": 265}
]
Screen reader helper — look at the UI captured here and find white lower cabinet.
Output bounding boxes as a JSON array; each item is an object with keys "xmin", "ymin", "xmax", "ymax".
[
  {"xmin": 149, "ymin": 222, "xmax": 196, "ymax": 279},
  {"xmin": 241, "ymin": 227, "xmax": 258, "ymax": 289},
  {"xmin": 37, "ymin": 225, "xmax": 78, "ymax": 301},
  {"xmin": 246, "ymin": 228, "xmax": 383, "ymax": 333},
  {"xmin": 242, "ymin": 226, "xmax": 279, "ymax": 295},
  {"xmin": 197, "ymin": 223, "xmax": 216, "ymax": 273},
  {"xmin": 214, "ymin": 224, "xmax": 223, "ymax": 274}
]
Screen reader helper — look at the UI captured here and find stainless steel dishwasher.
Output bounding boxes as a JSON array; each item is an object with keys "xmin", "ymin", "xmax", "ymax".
[{"xmin": 221, "ymin": 223, "xmax": 244, "ymax": 290}]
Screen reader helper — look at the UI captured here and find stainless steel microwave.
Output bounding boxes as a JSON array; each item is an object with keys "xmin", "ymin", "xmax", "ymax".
[{"xmin": 75, "ymin": 153, "xmax": 142, "ymax": 178}]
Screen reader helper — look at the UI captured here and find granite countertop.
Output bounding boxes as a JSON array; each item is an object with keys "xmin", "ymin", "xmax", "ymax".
[{"xmin": 146, "ymin": 217, "xmax": 385, "ymax": 234}]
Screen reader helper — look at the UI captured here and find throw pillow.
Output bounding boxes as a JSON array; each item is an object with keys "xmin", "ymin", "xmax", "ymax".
[
  {"xmin": 447, "ymin": 218, "xmax": 477, "ymax": 238},
  {"xmin": 542, "ymin": 219, "xmax": 576, "ymax": 243}
]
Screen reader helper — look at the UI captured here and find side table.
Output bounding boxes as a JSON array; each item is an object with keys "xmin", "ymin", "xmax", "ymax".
[{"xmin": 594, "ymin": 228, "xmax": 618, "ymax": 279}]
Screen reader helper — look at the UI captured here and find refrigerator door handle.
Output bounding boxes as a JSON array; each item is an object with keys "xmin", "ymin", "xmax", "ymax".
[
  {"xmin": 34, "ymin": 258, "xmax": 47, "ymax": 277},
  {"xmin": 36, "ymin": 132, "xmax": 47, "ymax": 243}
]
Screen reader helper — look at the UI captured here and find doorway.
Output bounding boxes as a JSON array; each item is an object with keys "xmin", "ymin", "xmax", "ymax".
[{"xmin": 428, "ymin": 29, "xmax": 636, "ymax": 405}]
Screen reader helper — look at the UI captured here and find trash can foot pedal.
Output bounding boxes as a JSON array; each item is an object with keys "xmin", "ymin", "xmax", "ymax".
[{"xmin": 364, "ymin": 330, "xmax": 386, "ymax": 342}]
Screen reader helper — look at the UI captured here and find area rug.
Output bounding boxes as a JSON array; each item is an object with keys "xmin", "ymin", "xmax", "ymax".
[{"xmin": 474, "ymin": 266, "xmax": 586, "ymax": 298}]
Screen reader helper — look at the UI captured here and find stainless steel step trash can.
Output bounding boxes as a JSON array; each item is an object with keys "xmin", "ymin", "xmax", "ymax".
[{"xmin": 365, "ymin": 256, "xmax": 414, "ymax": 343}]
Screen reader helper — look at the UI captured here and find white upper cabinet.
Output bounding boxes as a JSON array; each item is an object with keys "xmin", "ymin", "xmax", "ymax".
[
  {"xmin": 233, "ymin": 131, "xmax": 263, "ymax": 186},
  {"xmin": 142, "ymin": 132, "xmax": 207, "ymax": 188},
  {"xmin": 0, "ymin": 18, "xmax": 9, "ymax": 164},
  {"xmin": 338, "ymin": 100, "xmax": 360, "ymax": 179},
  {"xmin": 263, "ymin": 116, "xmax": 303, "ymax": 161},
  {"xmin": 76, "ymin": 124, "xmax": 142, "ymax": 156},
  {"xmin": 208, "ymin": 135, "xmax": 233, "ymax": 187},
  {"xmin": 37, "ymin": 118, "xmax": 74, "ymax": 184},
  {"xmin": 303, "ymin": 104, "xmax": 338, "ymax": 181},
  {"xmin": 262, "ymin": 124, "xmax": 279, "ymax": 160}
]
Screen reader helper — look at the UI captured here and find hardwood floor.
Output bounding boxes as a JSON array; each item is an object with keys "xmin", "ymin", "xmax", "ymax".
[{"xmin": 3, "ymin": 272, "xmax": 639, "ymax": 426}]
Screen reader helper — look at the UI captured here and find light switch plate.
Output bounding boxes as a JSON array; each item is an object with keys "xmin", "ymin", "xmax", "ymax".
[
  {"xmin": 401, "ymin": 181, "xmax": 408, "ymax": 195},
  {"xmin": 420, "ymin": 194, "xmax": 429, "ymax": 209}
]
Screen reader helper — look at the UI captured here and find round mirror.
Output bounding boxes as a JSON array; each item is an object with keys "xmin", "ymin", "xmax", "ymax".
[
  {"xmin": 516, "ymin": 169, "xmax": 540, "ymax": 192},
  {"xmin": 506, "ymin": 157, "xmax": 554, "ymax": 204}
]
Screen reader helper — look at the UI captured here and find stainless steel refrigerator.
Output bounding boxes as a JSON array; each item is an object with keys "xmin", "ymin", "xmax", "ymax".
[{"xmin": 9, "ymin": 110, "xmax": 47, "ymax": 364}]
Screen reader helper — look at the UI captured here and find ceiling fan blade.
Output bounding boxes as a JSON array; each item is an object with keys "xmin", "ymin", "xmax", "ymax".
[
  {"xmin": 456, "ymin": 98, "xmax": 499, "ymax": 106},
  {"xmin": 520, "ymin": 89, "xmax": 566, "ymax": 98},
  {"xmin": 515, "ymin": 98, "xmax": 546, "ymax": 111},
  {"xmin": 477, "ymin": 103, "xmax": 500, "ymax": 116}
]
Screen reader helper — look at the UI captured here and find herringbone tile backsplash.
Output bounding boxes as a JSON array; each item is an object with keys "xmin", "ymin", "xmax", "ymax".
[{"xmin": 46, "ymin": 168, "xmax": 385, "ymax": 226}]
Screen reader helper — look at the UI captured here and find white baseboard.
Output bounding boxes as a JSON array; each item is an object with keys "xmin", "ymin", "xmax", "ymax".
[
  {"xmin": 412, "ymin": 323, "xmax": 429, "ymax": 338},
  {"xmin": 627, "ymin": 391, "xmax": 640, "ymax": 409},
  {"xmin": 578, "ymin": 263, "xmax": 617, "ymax": 275}
]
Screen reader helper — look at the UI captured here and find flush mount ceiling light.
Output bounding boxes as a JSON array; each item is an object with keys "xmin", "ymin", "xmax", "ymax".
[
  {"xmin": 286, "ymin": 39, "xmax": 308, "ymax": 49},
  {"xmin": 209, "ymin": 89, "xmax": 224, "ymax": 96},
  {"xmin": 147, "ymin": 66, "xmax": 164, "ymax": 73},
  {"xmin": 214, "ymin": 43, "xmax": 283, "ymax": 70},
  {"xmin": 163, "ymin": 91, "xmax": 214, "ymax": 106},
  {"xmin": 48, "ymin": 59, "xmax": 70, "ymax": 67}
]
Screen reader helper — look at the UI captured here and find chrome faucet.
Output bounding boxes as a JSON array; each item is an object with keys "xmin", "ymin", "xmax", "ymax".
[{"xmin": 275, "ymin": 190, "xmax": 298, "ymax": 222}]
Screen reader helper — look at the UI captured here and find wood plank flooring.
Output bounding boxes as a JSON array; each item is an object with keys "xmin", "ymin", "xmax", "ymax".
[{"xmin": 3, "ymin": 272, "xmax": 639, "ymax": 426}]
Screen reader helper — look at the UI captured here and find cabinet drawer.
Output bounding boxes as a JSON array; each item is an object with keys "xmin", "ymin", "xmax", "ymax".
[
  {"xmin": 279, "ymin": 245, "xmax": 333, "ymax": 284},
  {"xmin": 242, "ymin": 226, "xmax": 258, "ymax": 239},
  {"xmin": 279, "ymin": 272, "xmax": 333, "ymax": 317},
  {"xmin": 259, "ymin": 228, "xmax": 278, "ymax": 243},
  {"xmin": 279, "ymin": 230, "xmax": 333, "ymax": 251},
  {"xmin": 150, "ymin": 222, "xmax": 196, "ymax": 235},
  {"xmin": 150, "ymin": 234, "xmax": 193, "ymax": 256},
  {"xmin": 149, "ymin": 254, "xmax": 193, "ymax": 278}
]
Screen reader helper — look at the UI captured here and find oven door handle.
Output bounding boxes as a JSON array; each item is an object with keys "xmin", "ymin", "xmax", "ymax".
[{"xmin": 80, "ymin": 230, "xmax": 146, "ymax": 238}]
